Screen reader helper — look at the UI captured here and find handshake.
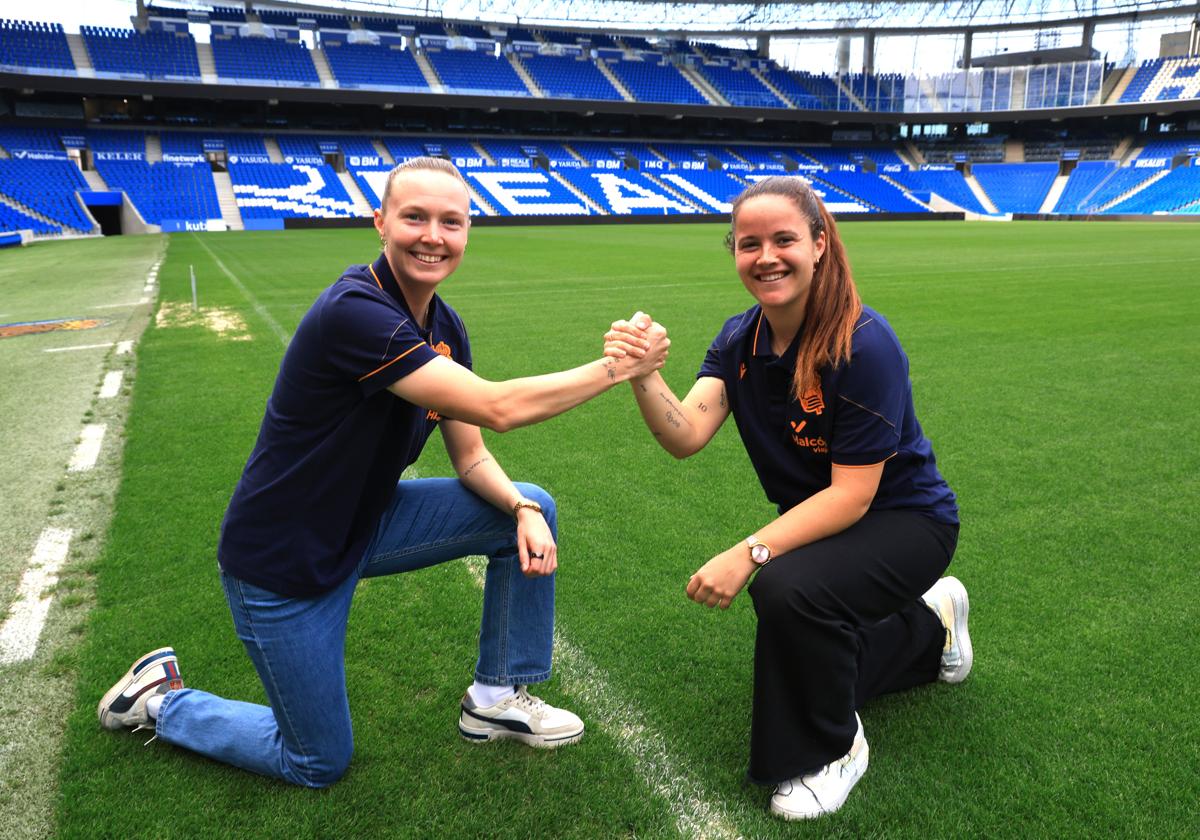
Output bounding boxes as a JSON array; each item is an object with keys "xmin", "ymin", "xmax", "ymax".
[{"xmin": 603, "ymin": 311, "xmax": 671, "ymax": 381}]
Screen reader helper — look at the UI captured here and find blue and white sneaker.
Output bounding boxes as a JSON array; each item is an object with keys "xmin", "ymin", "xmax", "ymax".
[
  {"xmin": 98, "ymin": 647, "xmax": 184, "ymax": 730},
  {"xmin": 922, "ymin": 576, "xmax": 973, "ymax": 683},
  {"xmin": 459, "ymin": 686, "xmax": 584, "ymax": 748}
]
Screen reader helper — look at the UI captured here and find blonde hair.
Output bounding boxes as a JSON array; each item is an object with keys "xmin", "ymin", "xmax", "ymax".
[{"xmin": 379, "ymin": 156, "xmax": 469, "ymax": 212}]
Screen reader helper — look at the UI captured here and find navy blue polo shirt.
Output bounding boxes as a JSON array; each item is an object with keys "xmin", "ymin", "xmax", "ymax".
[
  {"xmin": 698, "ymin": 304, "xmax": 957, "ymax": 525},
  {"xmin": 218, "ymin": 254, "xmax": 472, "ymax": 597}
]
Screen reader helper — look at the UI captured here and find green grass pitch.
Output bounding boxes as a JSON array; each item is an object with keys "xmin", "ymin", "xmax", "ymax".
[{"xmin": 34, "ymin": 222, "xmax": 1200, "ymax": 837}]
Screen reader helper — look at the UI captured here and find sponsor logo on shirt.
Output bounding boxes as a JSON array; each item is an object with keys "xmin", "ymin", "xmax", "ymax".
[{"xmin": 789, "ymin": 419, "xmax": 828, "ymax": 454}]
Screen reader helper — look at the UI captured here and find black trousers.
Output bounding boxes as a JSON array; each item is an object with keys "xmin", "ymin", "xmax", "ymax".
[{"xmin": 746, "ymin": 509, "xmax": 958, "ymax": 784}]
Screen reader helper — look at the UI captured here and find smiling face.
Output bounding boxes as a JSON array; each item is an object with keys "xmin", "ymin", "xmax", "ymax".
[
  {"xmin": 732, "ymin": 193, "xmax": 826, "ymax": 315},
  {"xmin": 374, "ymin": 168, "xmax": 470, "ymax": 296}
]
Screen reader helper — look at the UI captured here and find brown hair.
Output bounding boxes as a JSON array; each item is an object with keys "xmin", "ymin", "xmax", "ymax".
[
  {"xmin": 727, "ymin": 176, "xmax": 861, "ymax": 400},
  {"xmin": 379, "ymin": 156, "xmax": 469, "ymax": 212}
]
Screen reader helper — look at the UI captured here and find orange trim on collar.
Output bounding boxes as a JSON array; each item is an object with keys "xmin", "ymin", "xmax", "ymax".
[
  {"xmin": 368, "ymin": 263, "xmax": 384, "ymax": 290},
  {"xmin": 357, "ymin": 341, "xmax": 426, "ymax": 382},
  {"xmin": 752, "ymin": 310, "xmax": 764, "ymax": 353}
]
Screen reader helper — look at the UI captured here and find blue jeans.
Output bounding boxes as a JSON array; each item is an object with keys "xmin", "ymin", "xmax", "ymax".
[{"xmin": 155, "ymin": 479, "xmax": 556, "ymax": 787}]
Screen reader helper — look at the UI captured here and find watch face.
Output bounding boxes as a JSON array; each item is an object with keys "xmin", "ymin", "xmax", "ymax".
[{"xmin": 751, "ymin": 544, "xmax": 771, "ymax": 565}]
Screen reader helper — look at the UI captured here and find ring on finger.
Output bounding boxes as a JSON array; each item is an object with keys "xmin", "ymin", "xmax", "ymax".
[{"xmin": 530, "ymin": 552, "xmax": 544, "ymax": 560}]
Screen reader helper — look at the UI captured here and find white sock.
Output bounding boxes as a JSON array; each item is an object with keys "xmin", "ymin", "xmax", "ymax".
[
  {"xmin": 468, "ymin": 682, "xmax": 516, "ymax": 707},
  {"xmin": 146, "ymin": 694, "xmax": 164, "ymax": 720}
]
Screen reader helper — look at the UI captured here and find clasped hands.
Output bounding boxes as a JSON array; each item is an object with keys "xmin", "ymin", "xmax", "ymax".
[
  {"xmin": 602, "ymin": 311, "xmax": 669, "ymax": 376},
  {"xmin": 603, "ymin": 312, "xmax": 753, "ymax": 611}
]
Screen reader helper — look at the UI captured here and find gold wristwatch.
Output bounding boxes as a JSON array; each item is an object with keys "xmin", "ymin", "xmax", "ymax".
[{"xmin": 746, "ymin": 535, "xmax": 773, "ymax": 567}]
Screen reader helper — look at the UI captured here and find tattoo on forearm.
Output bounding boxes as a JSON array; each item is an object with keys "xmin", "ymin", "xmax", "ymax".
[
  {"xmin": 655, "ymin": 391, "xmax": 690, "ymax": 430},
  {"xmin": 638, "ymin": 383, "xmax": 647, "ymax": 393},
  {"xmin": 604, "ymin": 358, "xmax": 617, "ymax": 381},
  {"xmin": 719, "ymin": 388, "xmax": 727, "ymax": 408},
  {"xmin": 462, "ymin": 456, "xmax": 492, "ymax": 478},
  {"xmin": 698, "ymin": 402, "xmax": 708, "ymax": 413}
]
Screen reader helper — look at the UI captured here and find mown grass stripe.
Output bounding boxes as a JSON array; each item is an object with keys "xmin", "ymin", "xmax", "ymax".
[
  {"xmin": 0, "ymin": 527, "xmax": 73, "ymax": 665},
  {"xmin": 191, "ymin": 233, "xmax": 290, "ymax": 347}
]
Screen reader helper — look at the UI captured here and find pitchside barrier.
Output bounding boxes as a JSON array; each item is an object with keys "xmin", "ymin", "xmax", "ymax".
[
  {"xmin": 1013, "ymin": 213, "xmax": 1200, "ymax": 222},
  {"xmin": 283, "ymin": 211, "xmax": 965, "ymax": 230}
]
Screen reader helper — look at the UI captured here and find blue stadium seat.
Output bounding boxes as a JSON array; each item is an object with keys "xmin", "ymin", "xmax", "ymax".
[
  {"xmin": 0, "ymin": 18, "xmax": 74, "ymax": 71},
  {"xmin": 211, "ymin": 32, "xmax": 319, "ymax": 84},
  {"xmin": 465, "ymin": 168, "xmax": 590, "ymax": 215},
  {"xmin": 1052, "ymin": 161, "xmax": 1118, "ymax": 213},
  {"xmin": 696, "ymin": 62, "xmax": 786, "ymax": 108},
  {"xmin": 93, "ymin": 160, "xmax": 220, "ymax": 224},
  {"xmin": 518, "ymin": 52, "xmax": 623, "ymax": 100},
  {"xmin": 971, "ymin": 163, "xmax": 1059, "ymax": 213},
  {"xmin": 424, "ymin": 48, "xmax": 527, "ymax": 95},
  {"xmin": 606, "ymin": 55, "xmax": 707, "ymax": 105},
  {"xmin": 888, "ymin": 168, "xmax": 991, "ymax": 215},
  {"xmin": 322, "ymin": 39, "xmax": 429, "ymax": 90},
  {"xmin": 81, "ymin": 25, "xmax": 200, "ymax": 79},
  {"xmin": 228, "ymin": 162, "xmax": 359, "ymax": 219},
  {"xmin": 0, "ymin": 158, "xmax": 94, "ymax": 231}
]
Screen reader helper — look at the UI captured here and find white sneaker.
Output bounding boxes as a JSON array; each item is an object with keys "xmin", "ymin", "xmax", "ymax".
[
  {"xmin": 97, "ymin": 647, "xmax": 184, "ymax": 730},
  {"xmin": 922, "ymin": 575, "xmax": 973, "ymax": 683},
  {"xmin": 770, "ymin": 714, "xmax": 869, "ymax": 820},
  {"xmin": 458, "ymin": 685, "xmax": 584, "ymax": 748}
]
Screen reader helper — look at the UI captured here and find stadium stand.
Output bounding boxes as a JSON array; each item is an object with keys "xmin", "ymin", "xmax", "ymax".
[
  {"xmin": 888, "ymin": 168, "xmax": 992, "ymax": 215},
  {"xmin": 210, "ymin": 30, "xmax": 319, "ymax": 85},
  {"xmin": 1105, "ymin": 164, "xmax": 1200, "ymax": 213},
  {"xmin": 0, "ymin": 201, "xmax": 61, "ymax": 235},
  {"xmin": 1075, "ymin": 165, "xmax": 1163, "ymax": 212},
  {"xmin": 0, "ymin": 158, "xmax": 94, "ymax": 232},
  {"xmin": 0, "ymin": 19, "xmax": 74, "ymax": 72},
  {"xmin": 557, "ymin": 169, "xmax": 701, "ymax": 214},
  {"xmin": 0, "ymin": 127, "xmax": 67, "ymax": 153},
  {"xmin": 424, "ymin": 47, "xmax": 528, "ymax": 96},
  {"xmin": 464, "ymin": 168, "xmax": 591, "ymax": 215},
  {"xmin": 93, "ymin": 160, "xmax": 220, "ymax": 224},
  {"xmin": 696, "ymin": 61, "xmax": 787, "ymax": 108},
  {"xmin": 727, "ymin": 145, "xmax": 792, "ymax": 171},
  {"xmin": 657, "ymin": 170, "xmax": 748, "ymax": 211},
  {"xmin": 81, "ymin": 24, "xmax": 200, "ymax": 79},
  {"xmin": 971, "ymin": 162, "xmax": 1059, "ymax": 213},
  {"xmin": 517, "ymin": 51, "xmax": 624, "ymax": 100},
  {"xmin": 1051, "ymin": 161, "xmax": 1118, "ymax": 213},
  {"xmin": 760, "ymin": 67, "xmax": 855, "ymax": 110},
  {"xmin": 604, "ymin": 54, "xmax": 708, "ymax": 105},
  {"xmin": 321, "ymin": 38, "xmax": 430, "ymax": 91},
  {"xmin": 813, "ymin": 170, "xmax": 930, "ymax": 213},
  {"xmin": 228, "ymin": 162, "xmax": 359, "ymax": 219}
]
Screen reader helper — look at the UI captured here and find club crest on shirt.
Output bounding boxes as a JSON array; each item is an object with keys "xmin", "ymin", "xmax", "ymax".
[
  {"xmin": 433, "ymin": 340, "xmax": 452, "ymax": 358},
  {"xmin": 799, "ymin": 386, "xmax": 825, "ymax": 415}
]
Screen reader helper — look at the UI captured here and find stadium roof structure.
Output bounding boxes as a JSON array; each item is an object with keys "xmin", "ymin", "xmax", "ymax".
[{"xmin": 215, "ymin": 0, "xmax": 1200, "ymax": 35}]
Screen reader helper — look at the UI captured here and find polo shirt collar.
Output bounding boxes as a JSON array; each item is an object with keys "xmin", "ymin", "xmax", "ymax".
[
  {"xmin": 368, "ymin": 253, "xmax": 439, "ymax": 331},
  {"xmin": 751, "ymin": 309, "xmax": 803, "ymax": 364}
]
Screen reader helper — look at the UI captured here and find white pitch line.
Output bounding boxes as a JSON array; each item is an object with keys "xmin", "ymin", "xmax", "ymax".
[
  {"xmin": 91, "ymin": 301, "xmax": 144, "ymax": 309},
  {"xmin": 67, "ymin": 424, "xmax": 106, "ymax": 472},
  {"xmin": 192, "ymin": 234, "xmax": 291, "ymax": 347},
  {"xmin": 461, "ymin": 556, "xmax": 742, "ymax": 840},
  {"xmin": 99, "ymin": 370, "xmax": 124, "ymax": 399},
  {"xmin": 116, "ymin": 340, "xmax": 134, "ymax": 355},
  {"xmin": 44, "ymin": 342, "xmax": 115, "ymax": 353},
  {"xmin": 0, "ymin": 528, "xmax": 74, "ymax": 665}
]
